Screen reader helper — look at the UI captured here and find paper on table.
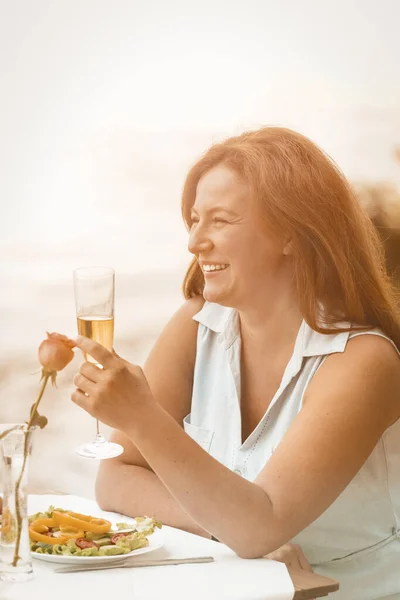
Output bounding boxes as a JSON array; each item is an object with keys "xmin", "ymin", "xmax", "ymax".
[
  {"xmin": 134, "ymin": 556, "xmax": 295, "ymax": 600},
  {"xmin": 7, "ymin": 494, "xmax": 294, "ymax": 600}
]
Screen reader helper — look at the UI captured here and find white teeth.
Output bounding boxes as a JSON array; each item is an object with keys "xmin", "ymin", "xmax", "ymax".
[{"xmin": 203, "ymin": 264, "xmax": 228, "ymax": 272}]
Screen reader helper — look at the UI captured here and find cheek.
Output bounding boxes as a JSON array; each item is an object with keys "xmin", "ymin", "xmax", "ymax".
[
  {"xmin": 237, "ymin": 238, "xmax": 283, "ymax": 276},
  {"xmin": 238, "ymin": 231, "xmax": 276, "ymax": 258},
  {"xmin": 218, "ymin": 225, "xmax": 283, "ymax": 269}
]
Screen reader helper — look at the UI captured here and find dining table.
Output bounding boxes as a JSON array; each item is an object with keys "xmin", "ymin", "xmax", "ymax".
[{"xmin": 0, "ymin": 493, "xmax": 339, "ymax": 600}]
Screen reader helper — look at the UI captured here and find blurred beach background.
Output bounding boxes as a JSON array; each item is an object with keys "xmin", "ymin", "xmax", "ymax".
[{"xmin": 0, "ymin": 0, "xmax": 399, "ymax": 499}]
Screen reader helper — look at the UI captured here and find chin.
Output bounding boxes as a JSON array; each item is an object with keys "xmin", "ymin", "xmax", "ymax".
[
  {"xmin": 203, "ymin": 285, "xmax": 222, "ymax": 304},
  {"xmin": 203, "ymin": 284, "xmax": 233, "ymax": 307}
]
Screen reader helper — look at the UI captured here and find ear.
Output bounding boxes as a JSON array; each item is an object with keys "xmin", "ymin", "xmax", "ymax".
[{"xmin": 283, "ymin": 239, "xmax": 293, "ymax": 256}]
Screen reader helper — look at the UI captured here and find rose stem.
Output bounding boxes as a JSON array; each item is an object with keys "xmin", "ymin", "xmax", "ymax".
[{"xmin": 12, "ymin": 372, "xmax": 51, "ymax": 566}]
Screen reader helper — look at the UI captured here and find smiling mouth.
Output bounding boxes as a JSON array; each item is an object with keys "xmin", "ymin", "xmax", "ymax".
[{"xmin": 202, "ymin": 264, "xmax": 229, "ymax": 273}]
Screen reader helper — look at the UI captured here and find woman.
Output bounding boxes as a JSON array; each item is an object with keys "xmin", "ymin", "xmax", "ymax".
[{"xmin": 72, "ymin": 127, "xmax": 400, "ymax": 600}]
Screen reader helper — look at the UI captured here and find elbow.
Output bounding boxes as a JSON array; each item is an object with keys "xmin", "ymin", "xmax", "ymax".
[
  {"xmin": 235, "ymin": 547, "xmax": 268, "ymax": 560},
  {"xmin": 228, "ymin": 533, "xmax": 271, "ymax": 560},
  {"xmin": 233, "ymin": 489, "xmax": 275, "ymax": 559},
  {"xmin": 233, "ymin": 527, "xmax": 285, "ymax": 559}
]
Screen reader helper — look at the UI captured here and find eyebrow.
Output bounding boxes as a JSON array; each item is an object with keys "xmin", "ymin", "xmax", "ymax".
[{"xmin": 190, "ymin": 206, "xmax": 239, "ymax": 217}]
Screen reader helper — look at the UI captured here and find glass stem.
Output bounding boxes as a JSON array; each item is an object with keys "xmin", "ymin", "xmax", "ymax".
[{"xmin": 94, "ymin": 421, "xmax": 106, "ymax": 444}]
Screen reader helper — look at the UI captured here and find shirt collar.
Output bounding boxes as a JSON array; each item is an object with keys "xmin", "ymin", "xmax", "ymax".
[
  {"xmin": 193, "ymin": 301, "xmax": 351, "ymax": 358},
  {"xmin": 193, "ymin": 301, "xmax": 235, "ymax": 333}
]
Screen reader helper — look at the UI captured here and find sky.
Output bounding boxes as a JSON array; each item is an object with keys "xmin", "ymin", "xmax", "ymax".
[{"xmin": 0, "ymin": 0, "xmax": 399, "ymax": 252}]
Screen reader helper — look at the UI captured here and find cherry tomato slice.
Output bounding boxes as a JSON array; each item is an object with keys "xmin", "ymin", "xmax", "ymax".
[
  {"xmin": 75, "ymin": 538, "xmax": 99, "ymax": 549},
  {"xmin": 111, "ymin": 532, "xmax": 131, "ymax": 544}
]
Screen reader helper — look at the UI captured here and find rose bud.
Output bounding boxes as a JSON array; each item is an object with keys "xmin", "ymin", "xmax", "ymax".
[{"xmin": 38, "ymin": 332, "xmax": 76, "ymax": 373}]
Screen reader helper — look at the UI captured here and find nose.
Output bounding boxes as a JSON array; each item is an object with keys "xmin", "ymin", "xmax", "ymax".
[{"xmin": 188, "ymin": 223, "xmax": 213, "ymax": 256}]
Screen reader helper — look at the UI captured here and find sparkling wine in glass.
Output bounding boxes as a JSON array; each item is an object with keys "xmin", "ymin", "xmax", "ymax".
[{"xmin": 73, "ymin": 266, "xmax": 123, "ymax": 459}]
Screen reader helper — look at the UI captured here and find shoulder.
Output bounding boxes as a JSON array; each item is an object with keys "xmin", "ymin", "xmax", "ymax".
[
  {"xmin": 346, "ymin": 329, "xmax": 400, "ymax": 358},
  {"xmin": 148, "ymin": 295, "xmax": 205, "ymax": 361},
  {"xmin": 305, "ymin": 331, "xmax": 400, "ymax": 426},
  {"xmin": 346, "ymin": 331, "xmax": 399, "ymax": 374},
  {"xmin": 143, "ymin": 296, "xmax": 206, "ymax": 406},
  {"xmin": 166, "ymin": 295, "xmax": 206, "ymax": 337},
  {"xmin": 176, "ymin": 295, "xmax": 206, "ymax": 321}
]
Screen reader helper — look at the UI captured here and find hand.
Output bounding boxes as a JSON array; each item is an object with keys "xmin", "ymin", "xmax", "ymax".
[
  {"xmin": 71, "ymin": 336, "xmax": 155, "ymax": 432},
  {"xmin": 265, "ymin": 543, "xmax": 313, "ymax": 572}
]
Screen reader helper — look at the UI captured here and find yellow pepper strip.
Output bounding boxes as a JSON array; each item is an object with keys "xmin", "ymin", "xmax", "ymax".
[
  {"xmin": 29, "ymin": 519, "xmax": 84, "ymax": 545},
  {"xmin": 32, "ymin": 517, "xmax": 57, "ymax": 530},
  {"xmin": 52, "ymin": 511, "xmax": 111, "ymax": 534},
  {"xmin": 59, "ymin": 525, "xmax": 85, "ymax": 540},
  {"xmin": 29, "ymin": 528, "xmax": 65, "ymax": 545}
]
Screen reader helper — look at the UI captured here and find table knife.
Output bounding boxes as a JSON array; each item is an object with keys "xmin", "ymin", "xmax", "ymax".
[{"xmin": 55, "ymin": 555, "xmax": 214, "ymax": 573}]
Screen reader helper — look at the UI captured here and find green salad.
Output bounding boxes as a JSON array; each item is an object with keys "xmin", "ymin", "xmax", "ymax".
[{"xmin": 29, "ymin": 505, "xmax": 162, "ymax": 557}]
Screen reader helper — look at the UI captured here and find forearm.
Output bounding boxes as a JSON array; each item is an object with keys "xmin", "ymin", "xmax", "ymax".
[
  {"xmin": 95, "ymin": 462, "xmax": 212, "ymax": 539},
  {"xmin": 126, "ymin": 402, "xmax": 276, "ymax": 558}
]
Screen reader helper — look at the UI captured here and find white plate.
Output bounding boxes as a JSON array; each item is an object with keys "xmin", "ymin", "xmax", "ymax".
[{"xmin": 31, "ymin": 524, "xmax": 164, "ymax": 565}]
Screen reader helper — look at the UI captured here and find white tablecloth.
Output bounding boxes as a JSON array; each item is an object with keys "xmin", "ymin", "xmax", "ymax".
[{"xmin": 1, "ymin": 494, "xmax": 294, "ymax": 600}]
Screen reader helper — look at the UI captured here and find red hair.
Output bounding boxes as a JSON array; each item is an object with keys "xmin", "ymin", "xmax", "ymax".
[{"xmin": 181, "ymin": 127, "xmax": 400, "ymax": 348}]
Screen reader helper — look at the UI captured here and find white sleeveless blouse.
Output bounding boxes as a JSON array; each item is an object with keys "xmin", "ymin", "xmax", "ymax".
[{"xmin": 183, "ymin": 301, "xmax": 400, "ymax": 600}]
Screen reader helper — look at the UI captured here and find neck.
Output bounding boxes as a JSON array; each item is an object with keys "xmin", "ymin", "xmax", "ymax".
[{"xmin": 237, "ymin": 292, "xmax": 303, "ymax": 357}]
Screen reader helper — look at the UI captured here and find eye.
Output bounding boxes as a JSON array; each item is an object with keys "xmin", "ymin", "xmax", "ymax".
[{"xmin": 213, "ymin": 217, "xmax": 228, "ymax": 224}]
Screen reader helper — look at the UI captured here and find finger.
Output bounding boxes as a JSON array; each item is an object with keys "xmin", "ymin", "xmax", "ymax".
[
  {"xmin": 265, "ymin": 551, "xmax": 282, "ymax": 563},
  {"xmin": 112, "ymin": 348, "xmax": 134, "ymax": 370},
  {"xmin": 46, "ymin": 332, "xmax": 76, "ymax": 348},
  {"xmin": 74, "ymin": 336, "xmax": 116, "ymax": 369},
  {"xmin": 73, "ymin": 373, "xmax": 96, "ymax": 395},
  {"xmin": 79, "ymin": 361, "xmax": 104, "ymax": 383},
  {"xmin": 71, "ymin": 388, "xmax": 94, "ymax": 415},
  {"xmin": 296, "ymin": 550, "xmax": 313, "ymax": 572}
]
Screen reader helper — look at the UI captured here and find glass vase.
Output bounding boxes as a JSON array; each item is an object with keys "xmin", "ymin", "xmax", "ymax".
[{"xmin": 0, "ymin": 424, "xmax": 35, "ymax": 582}]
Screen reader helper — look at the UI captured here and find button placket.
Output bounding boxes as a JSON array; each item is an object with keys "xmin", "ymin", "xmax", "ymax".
[
  {"xmin": 233, "ymin": 462, "xmax": 247, "ymax": 478},
  {"xmin": 231, "ymin": 445, "xmax": 247, "ymax": 478}
]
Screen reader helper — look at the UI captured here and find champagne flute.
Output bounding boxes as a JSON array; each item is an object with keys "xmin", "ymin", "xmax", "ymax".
[{"xmin": 73, "ymin": 266, "xmax": 123, "ymax": 459}]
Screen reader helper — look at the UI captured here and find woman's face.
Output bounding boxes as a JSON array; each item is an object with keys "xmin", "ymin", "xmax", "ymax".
[{"xmin": 188, "ymin": 164, "xmax": 293, "ymax": 309}]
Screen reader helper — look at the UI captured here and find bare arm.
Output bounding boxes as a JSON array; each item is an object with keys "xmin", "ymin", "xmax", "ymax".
[
  {"xmin": 109, "ymin": 334, "xmax": 400, "ymax": 557},
  {"xmin": 78, "ymin": 315, "xmax": 400, "ymax": 557},
  {"xmin": 95, "ymin": 295, "xmax": 210, "ymax": 537}
]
